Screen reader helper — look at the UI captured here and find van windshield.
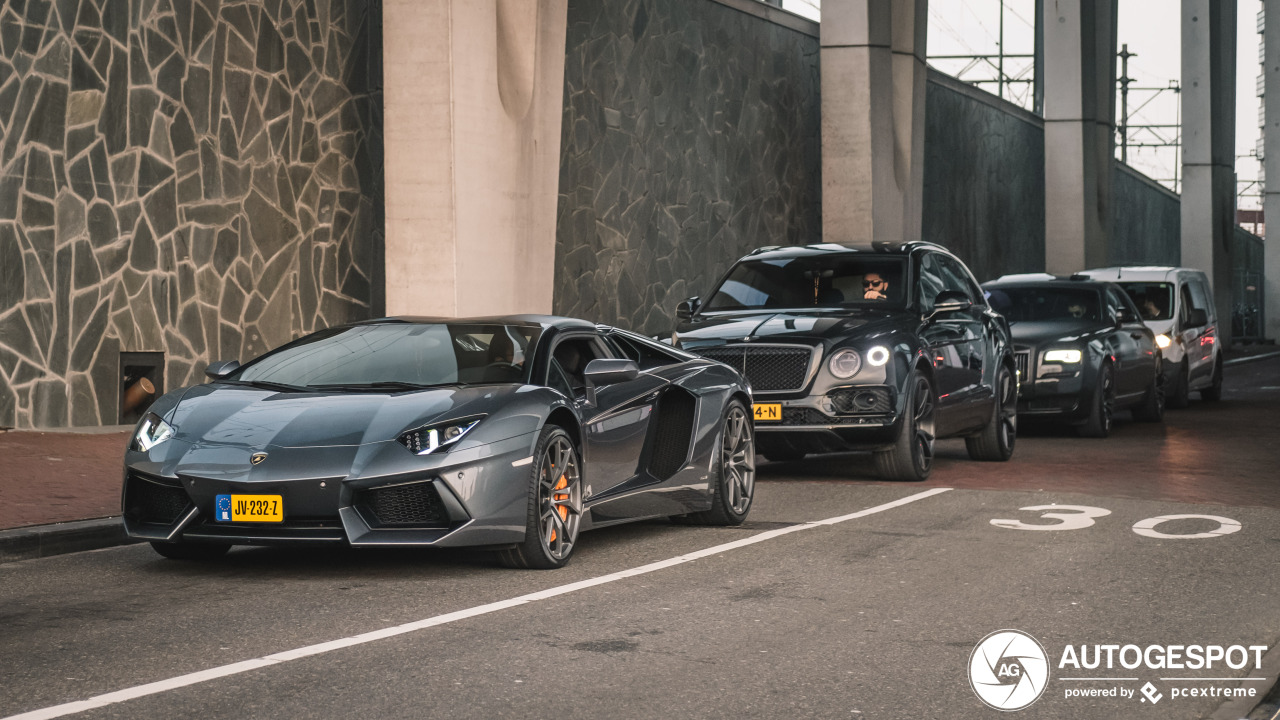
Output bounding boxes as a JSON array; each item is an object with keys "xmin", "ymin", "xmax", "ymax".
[{"xmin": 1117, "ymin": 282, "xmax": 1175, "ymax": 321}]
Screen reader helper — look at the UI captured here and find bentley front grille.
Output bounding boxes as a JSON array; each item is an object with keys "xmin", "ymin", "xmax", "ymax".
[
  {"xmin": 354, "ymin": 482, "xmax": 451, "ymax": 528},
  {"xmin": 695, "ymin": 345, "xmax": 814, "ymax": 392}
]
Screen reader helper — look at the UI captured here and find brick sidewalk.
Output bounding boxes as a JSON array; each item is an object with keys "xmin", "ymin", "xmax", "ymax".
[{"xmin": 0, "ymin": 428, "xmax": 129, "ymax": 530}]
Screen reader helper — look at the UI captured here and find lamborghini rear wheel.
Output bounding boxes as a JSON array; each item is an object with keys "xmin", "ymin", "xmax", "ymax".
[{"xmin": 498, "ymin": 425, "xmax": 582, "ymax": 570}]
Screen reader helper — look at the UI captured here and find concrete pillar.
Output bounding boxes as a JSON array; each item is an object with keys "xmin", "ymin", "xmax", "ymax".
[
  {"xmin": 1181, "ymin": 0, "xmax": 1236, "ymax": 346},
  {"xmin": 820, "ymin": 0, "xmax": 928, "ymax": 245},
  {"xmin": 1041, "ymin": 0, "xmax": 1117, "ymax": 275},
  {"xmin": 1262, "ymin": 0, "xmax": 1280, "ymax": 341},
  {"xmin": 382, "ymin": 0, "xmax": 567, "ymax": 317}
]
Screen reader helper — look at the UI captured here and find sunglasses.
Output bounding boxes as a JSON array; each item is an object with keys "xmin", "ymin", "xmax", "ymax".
[{"xmin": 863, "ymin": 279, "xmax": 885, "ymax": 287}]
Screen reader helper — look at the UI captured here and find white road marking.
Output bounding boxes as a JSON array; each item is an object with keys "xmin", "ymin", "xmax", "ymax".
[
  {"xmin": 991, "ymin": 505, "xmax": 1112, "ymax": 531},
  {"xmin": 3, "ymin": 487, "xmax": 952, "ymax": 720},
  {"xmin": 1131, "ymin": 514, "xmax": 1243, "ymax": 539}
]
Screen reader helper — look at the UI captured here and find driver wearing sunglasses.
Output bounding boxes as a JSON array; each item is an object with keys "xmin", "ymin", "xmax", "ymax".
[{"xmin": 863, "ymin": 273, "xmax": 889, "ymax": 300}]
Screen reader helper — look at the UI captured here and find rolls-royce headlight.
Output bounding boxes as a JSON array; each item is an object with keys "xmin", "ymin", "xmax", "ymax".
[
  {"xmin": 828, "ymin": 349, "xmax": 862, "ymax": 378},
  {"xmin": 132, "ymin": 413, "xmax": 173, "ymax": 452},
  {"xmin": 867, "ymin": 346, "xmax": 891, "ymax": 367},
  {"xmin": 1043, "ymin": 349, "xmax": 1082, "ymax": 364},
  {"xmin": 398, "ymin": 417, "xmax": 483, "ymax": 455},
  {"xmin": 1155, "ymin": 334, "xmax": 1171, "ymax": 349}
]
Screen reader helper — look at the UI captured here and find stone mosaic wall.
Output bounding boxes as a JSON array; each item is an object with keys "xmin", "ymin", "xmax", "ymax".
[
  {"xmin": 554, "ymin": 0, "xmax": 821, "ymax": 336},
  {"xmin": 0, "ymin": 0, "xmax": 383, "ymax": 428}
]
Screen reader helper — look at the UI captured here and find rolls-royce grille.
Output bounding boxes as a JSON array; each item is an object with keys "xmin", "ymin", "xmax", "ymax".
[
  {"xmin": 1014, "ymin": 350, "xmax": 1031, "ymax": 381},
  {"xmin": 695, "ymin": 345, "xmax": 813, "ymax": 392},
  {"xmin": 124, "ymin": 474, "xmax": 192, "ymax": 525},
  {"xmin": 828, "ymin": 387, "xmax": 893, "ymax": 414},
  {"xmin": 355, "ymin": 482, "xmax": 451, "ymax": 528}
]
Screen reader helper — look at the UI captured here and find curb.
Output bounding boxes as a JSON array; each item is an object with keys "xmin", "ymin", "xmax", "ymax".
[
  {"xmin": 1224, "ymin": 351, "xmax": 1280, "ymax": 367},
  {"xmin": 0, "ymin": 517, "xmax": 139, "ymax": 564}
]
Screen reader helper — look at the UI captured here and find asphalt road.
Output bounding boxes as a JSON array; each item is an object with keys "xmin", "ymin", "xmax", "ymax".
[{"xmin": 3, "ymin": 356, "xmax": 1279, "ymax": 720}]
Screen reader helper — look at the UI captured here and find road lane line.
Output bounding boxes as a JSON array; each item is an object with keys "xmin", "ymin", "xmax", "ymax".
[
  {"xmin": 1224, "ymin": 350, "xmax": 1280, "ymax": 366},
  {"xmin": 3, "ymin": 487, "xmax": 952, "ymax": 720}
]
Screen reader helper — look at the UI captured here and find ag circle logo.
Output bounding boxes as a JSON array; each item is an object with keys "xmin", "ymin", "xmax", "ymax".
[{"xmin": 969, "ymin": 629, "xmax": 1050, "ymax": 711}]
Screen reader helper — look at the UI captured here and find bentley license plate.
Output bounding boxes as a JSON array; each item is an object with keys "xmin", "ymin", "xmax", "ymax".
[
  {"xmin": 752, "ymin": 403, "xmax": 781, "ymax": 422},
  {"xmin": 215, "ymin": 494, "xmax": 284, "ymax": 523}
]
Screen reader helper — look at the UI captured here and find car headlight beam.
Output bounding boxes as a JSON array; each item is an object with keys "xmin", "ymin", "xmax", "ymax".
[
  {"xmin": 132, "ymin": 413, "xmax": 174, "ymax": 452},
  {"xmin": 828, "ymin": 349, "xmax": 863, "ymax": 378},
  {"xmin": 1043, "ymin": 349, "xmax": 1082, "ymax": 364},
  {"xmin": 1155, "ymin": 334, "xmax": 1171, "ymax": 349},
  {"xmin": 399, "ymin": 417, "xmax": 483, "ymax": 455}
]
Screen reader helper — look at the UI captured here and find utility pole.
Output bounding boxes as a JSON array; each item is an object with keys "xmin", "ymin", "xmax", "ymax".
[
  {"xmin": 998, "ymin": 0, "xmax": 1006, "ymax": 100},
  {"xmin": 1118, "ymin": 44, "xmax": 1136, "ymax": 164}
]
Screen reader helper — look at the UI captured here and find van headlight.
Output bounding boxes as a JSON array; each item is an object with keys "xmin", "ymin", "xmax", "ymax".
[
  {"xmin": 132, "ymin": 413, "xmax": 174, "ymax": 452},
  {"xmin": 1155, "ymin": 334, "xmax": 1171, "ymax": 349},
  {"xmin": 828, "ymin": 349, "xmax": 862, "ymax": 378}
]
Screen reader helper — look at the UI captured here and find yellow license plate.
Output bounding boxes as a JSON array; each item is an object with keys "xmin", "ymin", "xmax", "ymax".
[
  {"xmin": 753, "ymin": 403, "xmax": 781, "ymax": 422},
  {"xmin": 229, "ymin": 494, "xmax": 283, "ymax": 522}
]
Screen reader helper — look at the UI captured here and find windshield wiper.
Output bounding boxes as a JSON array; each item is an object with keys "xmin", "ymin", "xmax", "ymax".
[
  {"xmin": 223, "ymin": 379, "xmax": 311, "ymax": 392},
  {"xmin": 306, "ymin": 381, "xmax": 460, "ymax": 392}
]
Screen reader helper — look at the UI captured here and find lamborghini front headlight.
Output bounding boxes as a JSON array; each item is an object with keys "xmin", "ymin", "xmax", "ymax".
[{"xmin": 132, "ymin": 413, "xmax": 174, "ymax": 452}]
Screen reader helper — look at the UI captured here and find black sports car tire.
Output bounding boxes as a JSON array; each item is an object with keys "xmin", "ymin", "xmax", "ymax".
[
  {"xmin": 673, "ymin": 399, "xmax": 755, "ymax": 526},
  {"xmin": 1077, "ymin": 362, "xmax": 1115, "ymax": 438},
  {"xmin": 966, "ymin": 363, "xmax": 1017, "ymax": 461},
  {"xmin": 1199, "ymin": 356, "xmax": 1223, "ymax": 401},
  {"xmin": 1166, "ymin": 358, "xmax": 1190, "ymax": 409},
  {"xmin": 874, "ymin": 371, "xmax": 935, "ymax": 481},
  {"xmin": 498, "ymin": 425, "xmax": 582, "ymax": 570},
  {"xmin": 1132, "ymin": 359, "xmax": 1165, "ymax": 422},
  {"xmin": 149, "ymin": 541, "xmax": 230, "ymax": 560}
]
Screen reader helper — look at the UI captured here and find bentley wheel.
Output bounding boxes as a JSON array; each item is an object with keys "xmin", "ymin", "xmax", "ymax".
[
  {"xmin": 499, "ymin": 425, "xmax": 582, "ymax": 570},
  {"xmin": 1132, "ymin": 358, "xmax": 1165, "ymax": 422},
  {"xmin": 149, "ymin": 541, "xmax": 230, "ymax": 560},
  {"xmin": 675, "ymin": 400, "xmax": 755, "ymax": 525},
  {"xmin": 1077, "ymin": 363, "xmax": 1115, "ymax": 438},
  {"xmin": 874, "ymin": 371, "xmax": 936, "ymax": 481},
  {"xmin": 966, "ymin": 363, "xmax": 1017, "ymax": 461}
]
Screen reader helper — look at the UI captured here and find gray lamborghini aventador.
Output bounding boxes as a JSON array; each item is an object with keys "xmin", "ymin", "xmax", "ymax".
[{"xmin": 122, "ymin": 316, "xmax": 756, "ymax": 568}]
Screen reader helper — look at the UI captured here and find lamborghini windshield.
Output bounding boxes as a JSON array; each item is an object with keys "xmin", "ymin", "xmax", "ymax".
[
  {"xmin": 225, "ymin": 323, "xmax": 543, "ymax": 389},
  {"xmin": 704, "ymin": 256, "xmax": 909, "ymax": 311}
]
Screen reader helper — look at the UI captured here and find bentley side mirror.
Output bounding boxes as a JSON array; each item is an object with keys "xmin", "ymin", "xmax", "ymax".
[
  {"xmin": 204, "ymin": 360, "xmax": 241, "ymax": 380},
  {"xmin": 1187, "ymin": 308, "xmax": 1208, "ymax": 328},
  {"xmin": 676, "ymin": 297, "xmax": 701, "ymax": 320},
  {"xmin": 925, "ymin": 291, "xmax": 972, "ymax": 322}
]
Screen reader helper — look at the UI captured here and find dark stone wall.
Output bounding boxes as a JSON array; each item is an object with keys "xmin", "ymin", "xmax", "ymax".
[
  {"xmin": 0, "ymin": 0, "xmax": 383, "ymax": 428},
  {"xmin": 554, "ymin": 0, "xmax": 821, "ymax": 336},
  {"xmin": 1111, "ymin": 163, "xmax": 1180, "ymax": 266},
  {"xmin": 921, "ymin": 70, "xmax": 1046, "ymax": 283}
]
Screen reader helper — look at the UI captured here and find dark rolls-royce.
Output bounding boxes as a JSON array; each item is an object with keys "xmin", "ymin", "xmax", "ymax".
[
  {"xmin": 672, "ymin": 242, "xmax": 1018, "ymax": 481},
  {"xmin": 981, "ymin": 274, "xmax": 1165, "ymax": 437}
]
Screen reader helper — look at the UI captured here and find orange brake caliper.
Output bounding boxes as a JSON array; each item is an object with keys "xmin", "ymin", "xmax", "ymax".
[{"xmin": 549, "ymin": 474, "xmax": 569, "ymax": 543}]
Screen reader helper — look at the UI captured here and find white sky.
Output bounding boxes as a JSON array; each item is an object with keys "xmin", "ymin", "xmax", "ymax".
[{"xmin": 783, "ymin": 1, "xmax": 1264, "ymax": 209}]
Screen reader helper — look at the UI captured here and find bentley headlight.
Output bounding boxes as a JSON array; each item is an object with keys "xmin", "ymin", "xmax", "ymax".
[
  {"xmin": 1043, "ymin": 349, "xmax": 1082, "ymax": 364},
  {"xmin": 828, "ymin": 349, "xmax": 862, "ymax": 378},
  {"xmin": 398, "ymin": 417, "xmax": 483, "ymax": 455},
  {"xmin": 867, "ymin": 346, "xmax": 891, "ymax": 367},
  {"xmin": 1155, "ymin": 334, "xmax": 1171, "ymax": 349},
  {"xmin": 132, "ymin": 413, "xmax": 173, "ymax": 452}
]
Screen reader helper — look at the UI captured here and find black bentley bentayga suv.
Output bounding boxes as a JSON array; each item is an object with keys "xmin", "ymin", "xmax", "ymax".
[{"xmin": 672, "ymin": 242, "xmax": 1018, "ymax": 481}]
